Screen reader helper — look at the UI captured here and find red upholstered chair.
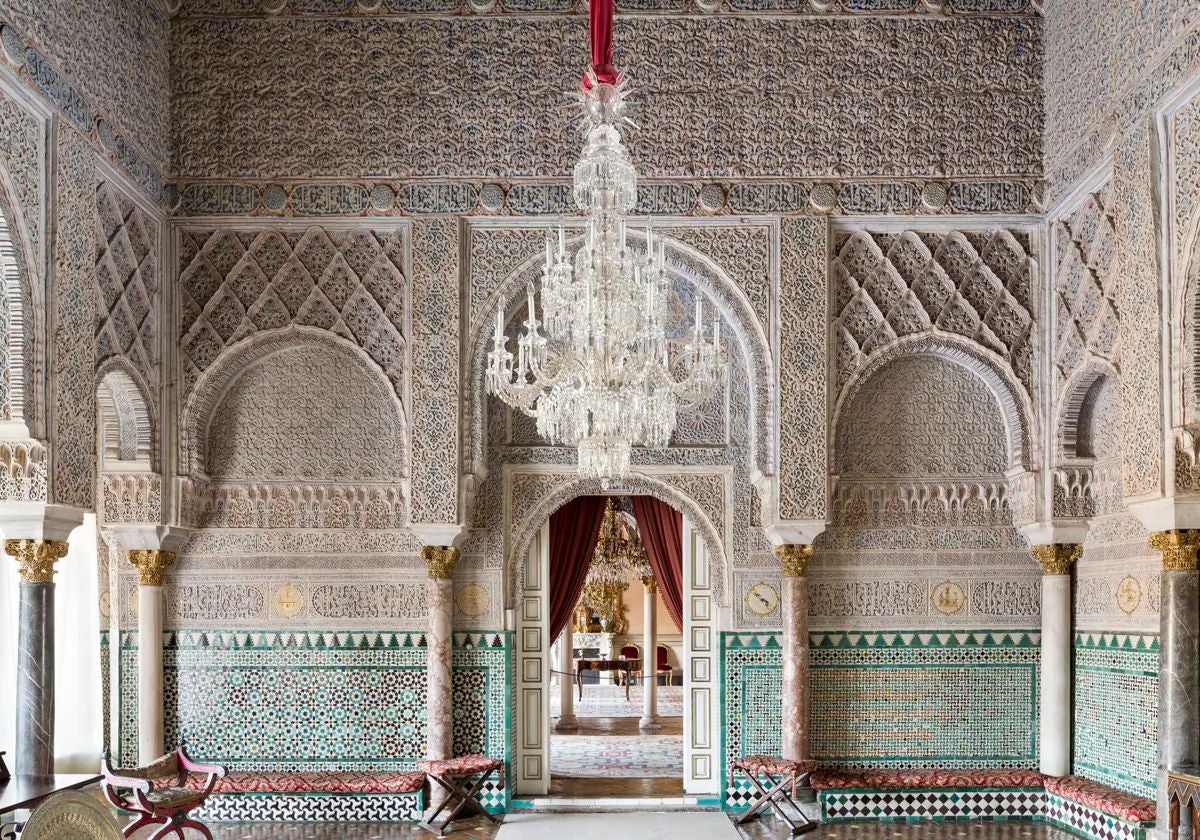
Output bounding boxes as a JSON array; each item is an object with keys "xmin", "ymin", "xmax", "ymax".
[
  {"xmin": 620, "ymin": 643, "xmax": 642, "ymax": 684},
  {"xmin": 656, "ymin": 644, "xmax": 672, "ymax": 684},
  {"xmin": 101, "ymin": 746, "xmax": 225, "ymax": 839}
]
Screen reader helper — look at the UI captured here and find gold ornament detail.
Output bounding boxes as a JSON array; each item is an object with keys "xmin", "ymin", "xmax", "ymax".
[
  {"xmin": 1116, "ymin": 575, "xmax": 1142, "ymax": 615},
  {"xmin": 455, "ymin": 583, "xmax": 492, "ymax": 618},
  {"xmin": 1149, "ymin": 530, "xmax": 1200, "ymax": 571},
  {"xmin": 272, "ymin": 583, "xmax": 305, "ymax": 618},
  {"xmin": 775, "ymin": 544, "xmax": 813, "ymax": 577},
  {"xmin": 931, "ymin": 581, "xmax": 967, "ymax": 615},
  {"xmin": 1030, "ymin": 543, "xmax": 1081, "ymax": 576},
  {"xmin": 127, "ymin": 549, "xmax": 176, "ymax": 586},
  {"xmin": 641, "ymin": 575, "xmax": 658, "ymax": 593},
  {"xmin": 6, "ymin": 539, "xmax": 69, "ymax": 583},
  {"xmin": 422, "ymin": 545, "xmax": 460, "ymax": 579}
]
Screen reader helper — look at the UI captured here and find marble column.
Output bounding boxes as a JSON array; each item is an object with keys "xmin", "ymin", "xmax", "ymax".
[
  {"xmin": 1030, "ymin": 543, "xmax": 1080, "ymax": 778},
  {"xmin": 776, "ymin": 544, "xmax": 812, "ymax": 762},
  {"xmin": 127, "ymin": 549, "xmax": 176, "ymax": 763},
  {"xmin": 556, "ymin": 624, "xmax": 578, "ymax": 732},
  {"xmin": 640, "ymin": 577, "xmax": 661, "ymax": 732},
  {"xmin": 1150, "ymin": 529, "xmax": 1200, "ymax": 835},
  {"xmin": 7, "ymin": 539, "xmax": 69, "ymax": 774},
  {"xmin": 423, "ymin": 546, "xmax": 459, "ymax": 784}
]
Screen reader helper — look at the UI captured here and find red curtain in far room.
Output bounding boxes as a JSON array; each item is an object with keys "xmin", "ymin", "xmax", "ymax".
[
  {"xmin": 548, "ymin": 495, "xmax": 608, "ymax": 641},
  {"xmin": 632, "ymin": 496, "xmax": 684, "ymax": 631}
]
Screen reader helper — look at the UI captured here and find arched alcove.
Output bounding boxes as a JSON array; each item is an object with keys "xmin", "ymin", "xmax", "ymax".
[{"xmin": 96, "ymin": 363, "xmax": 154, "ymax": 471}]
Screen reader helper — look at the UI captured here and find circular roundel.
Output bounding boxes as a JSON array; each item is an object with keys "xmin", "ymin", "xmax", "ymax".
[
  {"xmin": 273, "ymin": 582, "xmax": 306, "ymax": 619},
  {"xmin": 21, "ymin": 791, "xmax": 123, "ymax": 840},
  {"xmin": 0, "ymin": 25, "xmax": 27, "ymax": 67},
  {"xmin": 480, "ymin": 183, "xmax": 506, "ymax": 212},
  {"xmin": 370, "ymin": 184, "xmax": 396, "ymax": 212},
  {"xmin": 920, "ymin": 181, "xmax": 949, "ymax": 212},
  {"xmin": 930, "ymin": 581, "xmax": 966, "ymax": 615},
  {"xmin": 698, "ymin": 183, "xmax": 726, "ymax": 213},
  {"xmin": 262, "ymin": 184, "xmax": 287, "ymax": 212},
  {"xmin": 809, "ymin": 182, "xmax": 838, "ymax": 212},
  {"xmin": 456, "ymin": 583, "xmax": 492, "ymax": 619}
]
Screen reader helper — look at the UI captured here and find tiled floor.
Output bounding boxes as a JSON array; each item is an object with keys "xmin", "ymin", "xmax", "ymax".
[
  {"xmin": 549, "ymin": 714, "xmax": 686, "ymax": 795},
  {"xmin": 126, "ymin": 816, "xmax": 1078, "ymax": 840}
]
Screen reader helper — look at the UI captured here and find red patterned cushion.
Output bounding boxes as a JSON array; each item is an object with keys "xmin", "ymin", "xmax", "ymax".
[
  {"xmin": 732, "ymin": 756, "xmax": 817, "ymax": 778},
  {"xmin": 810, "ymin": 769, "xmax": 1045, "ymax": 790},
  {"xmin": 418, "ymin": 755, "xmax": 502, "ymax": 777},
  {"xmin": 185, "ymin": 771, "xmax": 426, "ymax": 795},
  {"xmin": 1045, "ymin": 775, "xmax": 1156, "ymax": 823}
]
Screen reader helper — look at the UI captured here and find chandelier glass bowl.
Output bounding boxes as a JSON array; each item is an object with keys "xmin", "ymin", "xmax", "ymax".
[{"xmin": 485, "ymin": 73, "xmax": 726, "ymax": 483}]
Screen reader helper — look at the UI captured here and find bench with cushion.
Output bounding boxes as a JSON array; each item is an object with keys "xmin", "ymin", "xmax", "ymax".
[
  {"xmin": 185, "ymin": 770, "xmax": 427, "ymax": 823},
  {"xmin": 1043, "ymin": 775, "xmax": 1156, "ymax": 840},
  {"xmin": 810, "ymin": 768, "xmax": 1047, "ymax": 823}
]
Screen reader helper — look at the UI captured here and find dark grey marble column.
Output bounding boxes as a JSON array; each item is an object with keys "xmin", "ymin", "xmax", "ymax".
[
  {"xmin": 1150, "ymin": 530, "xmax": 1200, "ymax": 838},
  {"xmin": 6, "ymin": 539, "xmax": 68, "ymax": 775}
]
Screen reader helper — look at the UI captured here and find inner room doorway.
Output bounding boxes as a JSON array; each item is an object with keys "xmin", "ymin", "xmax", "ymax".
[{"xmin": 547, "ymin": 495, "xmax": 685, "ymax": 797}]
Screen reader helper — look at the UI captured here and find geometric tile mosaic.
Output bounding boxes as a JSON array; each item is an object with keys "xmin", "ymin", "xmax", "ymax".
[
  {"xmin": 721, "ymin": 631, "xmax": 1039, "ymax": 809},
  {"xmin": 1072, "ymin": 633, "xmax": 1159, "ymax": 800},
  {"xmin": 194, "ymin": 791, "xmax": 424, "ymax": 823},
  {"xmin": 820, "ymin": 788, "xmax": 1046, "ymax": 823},
  {"xmin": 1044, "ymin": 791, "xmax": 1152, "ymax": 840},
  {"xmin": 119, "ymin": 630, "xmax": 512, "ymax": 814}
]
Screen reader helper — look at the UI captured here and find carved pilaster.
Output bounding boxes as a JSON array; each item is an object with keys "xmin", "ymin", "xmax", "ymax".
[
  {"xmin": 1030, "ymin": 543, "xmax": 1082, "ymax": 576},
  {"xmin": 775, "ymin": 543, "xmax": 813, "ymax": 577},
  {"xmin": 421, "ymin": 545, "xmax": 460, "ymax": 580},
  {"xmin": 127, "ymin": 549, "xmax": 176, "ymax": 587},
  {"xmin": 5, "ymin": 539, "xmax": 69, "ymax": 583},
  {"xmin": 1150, "ymin": 530, "xmax": 1200, "ymax": 571}
]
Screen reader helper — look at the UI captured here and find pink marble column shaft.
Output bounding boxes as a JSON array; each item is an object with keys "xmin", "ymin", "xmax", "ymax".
[{"xmin": 777, "ymin": 544, "xmax": 812, "ymax": 762}]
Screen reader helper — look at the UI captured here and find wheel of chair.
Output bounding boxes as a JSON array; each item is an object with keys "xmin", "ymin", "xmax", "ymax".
[{"xmin": 20, "ymin": 790, "xmax": 123, "ymax": 840}]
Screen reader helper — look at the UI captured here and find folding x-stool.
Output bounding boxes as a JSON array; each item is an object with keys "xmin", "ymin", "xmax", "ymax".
[
  {"xmin": 731, "ymin": 755, "xmax": 818, "ymax": 834},
  {"xmin": 417, "ymin": 754, "xmax": 502, "ymax": 835}
]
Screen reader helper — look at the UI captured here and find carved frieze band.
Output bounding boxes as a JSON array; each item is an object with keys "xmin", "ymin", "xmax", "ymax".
[{"xmin": 169, "ymin": 179, "xmax": 1044, "ymax": 219}]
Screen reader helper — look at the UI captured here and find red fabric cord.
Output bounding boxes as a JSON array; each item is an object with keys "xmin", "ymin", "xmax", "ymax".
[
  {"xmin": 584, "ymin": 0, "xmax": 618, "ymax": 88},
  {"xmin": 548, "ymin": 495, "xmax": 608, "ymax": 641},
  {"xmin": 632, "ymin": 496, "xmax": 684, "ymax": 632}
]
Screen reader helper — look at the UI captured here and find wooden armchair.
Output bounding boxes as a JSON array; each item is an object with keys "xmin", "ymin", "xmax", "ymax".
[
  {"xmin": 101, "ymin": 745, "xmax": 226, "ymax": 839},
  {"xmin": 620, "ymin": 643, "xmax": 642, "ymax": 685},
  {"xmin": 655, "ymin": 644, "xmax": 673, "ymax": 684}
]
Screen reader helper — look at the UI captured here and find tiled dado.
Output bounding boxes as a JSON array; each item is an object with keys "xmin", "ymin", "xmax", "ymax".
[
  {"xmin": 720, "ymin": 631, "xmax": 1040, "ymax": 809},
  {"xmin": 821, "ymin": 788, "xmax": 1046, "ymax": 823},
  {"xmin": 116, "ymin": 630, "xmax": 513, "ymax": 813},
  {"xmin": 1073, "ymin": 633, "xmax": 1159, "ymax": 800}
]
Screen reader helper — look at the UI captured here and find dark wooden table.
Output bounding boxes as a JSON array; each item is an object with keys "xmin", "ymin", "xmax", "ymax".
[
  {"xmin": 1, "ymin": 773, "xmax": 101, "ymax": 837},
  {"xmin": 575, "ymin": 658, "xmax": 641, "ymax": 701}
]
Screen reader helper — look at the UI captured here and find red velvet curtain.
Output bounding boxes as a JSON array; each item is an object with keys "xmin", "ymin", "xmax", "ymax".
[
  {"xmin": 549, "ymin": 495, "xmax": 608, "ymax": 641},
  {"xmin": 583, "ymin": 0, "xmax": 618, "ymax": 88},
  {"xmin": 632, "ymin": 496, "xmax": 684, "ymax": 632}
]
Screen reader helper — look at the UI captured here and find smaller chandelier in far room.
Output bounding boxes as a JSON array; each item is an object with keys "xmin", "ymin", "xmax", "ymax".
[{"xmin": 484, "ymin": 0, "xmax": 725, "ymax": 484}]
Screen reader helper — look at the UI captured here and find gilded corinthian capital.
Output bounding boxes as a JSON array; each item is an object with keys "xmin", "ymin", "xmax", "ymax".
[
  {"xmin": 422, "ymin": 545, "xmax": 460, "ymax": 580},
  {"xmin": 1030, "ymin": 543, "xmax": 1081, "ymax": 576},
  {"xmin": 1149, "ymin": 529, "xmax": 1200, "ymax": 571},
  {"xmin": 774, "ymin": 544, "xmax": 814, "ymax": 577},
  {"xmin": 5, "ymin": 539, "xmax": 69, "ymax": 583},
  {"xmin": 127, "ymin": 549, "xmax": 177, "ymax": 587}
]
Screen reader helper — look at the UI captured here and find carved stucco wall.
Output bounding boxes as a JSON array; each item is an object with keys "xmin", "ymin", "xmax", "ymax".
[{"xmin": 169, "ymin": 13, "xmax": 1041, "ymax": 184}]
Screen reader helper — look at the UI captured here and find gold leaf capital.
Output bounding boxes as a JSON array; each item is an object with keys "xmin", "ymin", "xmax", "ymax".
[
  {"xmin": 127, "ymin": 549, "xmax": 176, "ymax": 587},
  {"xmin": 641, "ymin": 575, "xmax": 658, "ymax": 593},
  {"xmin": 422, "ymin": 545, "xmax": 460, "ymax": 580},
  {"xmin": 5, "ymin": 539, "xmax": 69, "ymax": 583},
  {"xmin": 775, "ymin": 544, "xmax": 814, "ymax": 577},
  {"xmin": 1030, "ymin": 543, "xmax": 1081, "ymax": 576},
  {"xmin": 1150, "ymin": 530, "xmax": 1200, "ymax": 571}
]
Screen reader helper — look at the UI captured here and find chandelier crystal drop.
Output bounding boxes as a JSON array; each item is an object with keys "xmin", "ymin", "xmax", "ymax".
[{"xmin": 484, "ymin": 3, "xmax": 726, "ymax": 483}]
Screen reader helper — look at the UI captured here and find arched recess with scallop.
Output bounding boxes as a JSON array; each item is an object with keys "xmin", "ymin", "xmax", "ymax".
[
  {"xmin": 1054, "ymin": 361, "xmax": 1124, "ymax": 517},
  {"xmin": 180, "ymin": 328, "xmax": 409, "ymax": 530},
  {"xmin": 0, "ymin": 162, "xmax": 36, "ymax": 440}
]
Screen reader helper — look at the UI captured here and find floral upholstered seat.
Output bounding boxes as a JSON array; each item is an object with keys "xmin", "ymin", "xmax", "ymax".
[
  {"xmin": 731, "ymin": 755, "xmax": 817, "ymax": 778},
  {"xmin": 810, "ymin": 768, "xmax": 1045, "ymax": 789},
  {"xmin": 418, "ymin": 755, "xmax": 502, "ymax": 777},
  {"xmin": 1045, "ymin": 775, "xmax": 1157, "ymax": 823},
  {"xmin": 185, "ymin": 770, "xmax": 427, "ymax": 795}
]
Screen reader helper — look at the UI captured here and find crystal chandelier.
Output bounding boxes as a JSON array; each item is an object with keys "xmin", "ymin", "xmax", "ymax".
[{"xmin": 484, "ymin": 0, "xmax": 725, "ymax": 484}]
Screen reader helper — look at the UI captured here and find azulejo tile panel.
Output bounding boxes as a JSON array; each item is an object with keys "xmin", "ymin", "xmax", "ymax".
[
  {"xmin": 1072, "ymin": 633, "xmax": 1159, "ymax": 800},
  {"xmin": 820, "ymin": 788, "xmax": 1046, "ymax": 823},
  {"xmin": 119, "ymin": 630, "xmax": 512, "ymax": 813},
  {"xmin": 720, "ymin": 631, "xmax": 1039, "ymax": 809},
  {"xmin": 1044, "ymin": 792, "xmax": 1152, "ymax": 840}
]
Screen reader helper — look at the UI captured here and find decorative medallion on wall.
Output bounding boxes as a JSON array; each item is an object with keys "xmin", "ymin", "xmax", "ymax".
[
  {"xmin": 271, "ymin": 583, "xmax": 305, "ymax": 619},
  {"xmin": 931, "ymin": 581, "xmax": 967, "ymax": 615},
  {"xmin": 455, "ymin": 583, "xmax": 492, "ymax": 619},
  {"xmin": 1116, "ymin": 576, "xmax": 1142, "ymax": 615},
  {"xmin": 99, "ymin": 590, "xmax": 111, "ymax": 620},
  {"xmin": 743, "ymin": 581, "xmax": 780, "ymax": 618}
]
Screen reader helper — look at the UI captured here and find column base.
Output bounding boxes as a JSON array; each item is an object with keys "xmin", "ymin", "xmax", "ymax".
[
  {"xmin": 555, "ymin": 715, "xmax": 579, "ymax": 732},
  {"xmin": 639, "ymin": 716, "xmax": 662, "ymax": 732}
]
